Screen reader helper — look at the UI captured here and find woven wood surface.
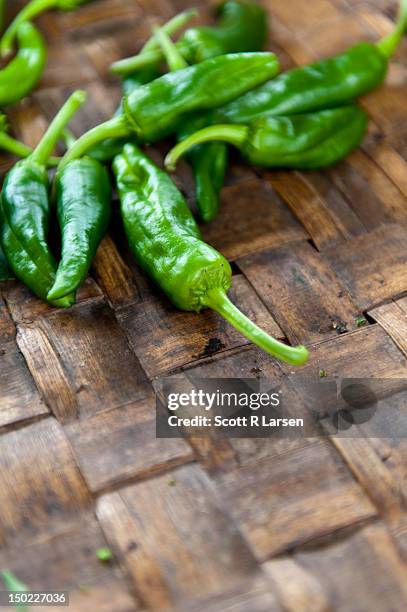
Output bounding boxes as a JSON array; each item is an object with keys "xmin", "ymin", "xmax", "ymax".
[{"xmin": 0, "ymin": 0, "xmax": 407, "ymax": 610}]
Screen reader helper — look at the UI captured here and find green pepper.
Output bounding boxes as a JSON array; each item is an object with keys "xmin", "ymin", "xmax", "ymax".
[
  {"xmin": 218, "ymin": 0, "xmax": 407, "ymax": 124},
  {"xmin": 176, "ymin": 112, "xmax": 228, "ymax": 223},
  {"xmin": 166, "ymin": 106, "xmax": 368, "ymax": 171},
  {"xmin": 0, "ymin": 0, "xmax": 92, "ymax": 57},
  {"xmin": 47, "ymin": 157, "xmax": 111, "ymax": 301},
  {"xmin": 0, "ymin": 22, "xmax": 46, "ymax": 107},
  {"xmin": 0, "ymin": 91, "xmax": 86, "ymax": 307},
  {"xmin": 111, "ymin": 1, "xmax": 268, "ymax": 74},
  {"xmin": 113, "ymin": 144, "xmax": 308, "ymax": 366},
  {"xmin": 58, "ymin": 52, "xmax": 280, "ymax": 168}
]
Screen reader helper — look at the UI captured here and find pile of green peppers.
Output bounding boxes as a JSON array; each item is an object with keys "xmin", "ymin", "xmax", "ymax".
[{"xmin": 0, "ymin": 0, "xmax": 406, "ymax": 367}]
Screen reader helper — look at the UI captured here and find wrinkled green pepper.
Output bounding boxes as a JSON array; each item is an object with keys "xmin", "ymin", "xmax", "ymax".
[
  {"xmin": 176, "ymin": 112, "xmax": 228, "ymax": 222},
  {"xmin": 47, "ymin": 157, "xmax": 111, "ymax": 301},
  {"xmin": 0, "ymin": 91, "xmax": 85, "ymax": 306},
  {"xmin": 166, "ymin": 105, "xmax": 368, "ymax": 171},
  {"xmin": 0, "ymin": 0, "xmax": 93, "ymax": 57},
  {"xmin": 219, "ymin": 0, "xmax": 407, "ymax": 124},
  {"xmin": 58, "ymin": 51, "xmax": 280, "ymax": 167},
  {"xmin": 110, "ymin": 0, "xmax": 268, "ymax": 74},
  {"xmin": 113, "ymin": 143, "xmax": 308, "ymax": 366},
  {"xmin": 0, "ymin": 22, "xmax": 46, "ymax": 107}
]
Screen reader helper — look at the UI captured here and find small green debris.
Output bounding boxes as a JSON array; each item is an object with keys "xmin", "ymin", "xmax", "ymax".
[
  {"xmin": 319, "ymin": 369, "xmax": 327, "ymax": 378},
  {"xmin": 96, "ymin": 547, "xmax": 113, "ymax": 563},
  {"xmin": 167, "ymin": 478, "xmax": 177, "ymax": 487},
  {"xmin": 355, "ymin": 316, "xmax": 367, "ymax": 327}
]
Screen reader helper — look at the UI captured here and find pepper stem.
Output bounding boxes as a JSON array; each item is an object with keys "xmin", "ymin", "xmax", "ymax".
[
  {"xmin": 165, "ymin": 124, "xmax": 248, "ymax": 171},
  {"xmin": 58, "ymin": 115, "xmax": 130, "ymax": 170},
  {"xmin": 0, "ymin": 132, "xmax": 33, "ymax": 159},
  {"xmin": 110, "ymin": 9, "xmax": 197, "ymax": 74},
  {"xmin": 152, "ymin": 25, "xmax": 188, "ymax": 72},
  {"xmin": 0, "ymin": 131, "xmax": 61, "ymax": 165},
  {"xmin": 30, "ymin": 90, "xmax": 86, "ymax": 167},
  {"xmin": 142, "ymin": 9, "xmax": 197, "ymax": 54},
  {"xmin": 377, "ymin": 0, "xmax": 407, "ymax": 58},
  {"xmin": 0, "ymin": 0, "xmax": 57, "ymax": 57},
  {"xmin": 204, "ymin": 288, "xmax": 309, "ymax": 366},
  {"xmin": 111, "ymin": 49, "xmax": 164, "ymax": 75}
]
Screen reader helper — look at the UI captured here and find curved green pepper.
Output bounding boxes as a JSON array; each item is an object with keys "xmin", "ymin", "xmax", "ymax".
[
  {"xmin": 47, "ymin": 158, "xmax": 111, "ymax": 301},
  {"xmin": 58, "ymin": 52, "xmax": 280, "ymax": 168},
  {"xmin": 0, "ymin": 91, "xmax": 86, "ymax": 307},
  {"xmin": 166, "ymin": 106, "xmax": 368, "ymax": 171},
  {"xmin": 114, "ymin": 52, "xmax": 280, "ymax": 142},
  {"xmin": 113, "ymin": 143, "xmax": 308, "ymax": 366},
  {"xmin": 218, "ymin": 0, "xmax": 407, "ymax": 123},
  {"xmin": 0, "ymin": 22, "xmax": 46, "ymax": 107},
  {"xmin": 110, "ymin": 0, "xmax": 268, "ymax": 75},
  {"xmin": 0, "ymin": 0, "xmax": 92, "ymax": 57},
  {"xmin": 177, "ymin": 112, "xmax": 228, "ymax": 223}
]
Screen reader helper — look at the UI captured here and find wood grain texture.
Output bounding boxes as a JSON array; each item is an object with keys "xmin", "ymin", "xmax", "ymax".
[
  {"xmin": 0, "ymin": 418, "xmax": 91, "ymax": 546},
  {"xmin": 0, "ymin": 0, "xmax": 406, "ymax": 610},
  {"xmin": 214, "ymin": 439, "xmax": 377, "ymax": 560},
  {"xmin": 201, "ymin": 178, "xmax": 307, "ymax": 261},
  {"xmin": 97, "ymin": 463, "xmax": 262, "ymax": 610},
  {"xmin": 17, "ymin": 324, "xmax": 79, "ymax": 423},
  {"xmin": 38, "ymin": 298, "xmax": 150, "ymax": 418},
  {"xmin": 237, "ymin": 241, "xmax": 362, "ymax": 345},
  {"xmin": 324, "ymin": 224, "xmax": 407, "ymax": 310},
  {"xmin": 0, "ymin": 339, "xmax": 48, "ymax": 430},
  {"xmin": 0, "ymin": 513, "xmax": 138, "ymax": 610},
  {"xmin": 292, "ymin": 522, "xmax": 407, "ymax": 610},
  {"xmin": 369, "ymin": 296, "xmax": 407, "ymax": 356},
  {"xmin": 66, "ymin": 395, "xmax": 193, "ymax": 492}
]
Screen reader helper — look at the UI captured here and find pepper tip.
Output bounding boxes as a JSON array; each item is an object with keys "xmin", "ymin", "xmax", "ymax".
[{"xmin": 286, "ymin": 345, "xmax": 309, "ymax": 366}]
